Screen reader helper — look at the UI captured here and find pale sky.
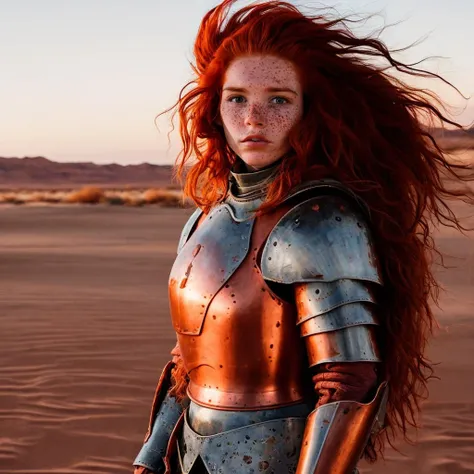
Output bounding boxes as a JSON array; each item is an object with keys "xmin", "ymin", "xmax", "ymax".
[{"xmin": 1, "ymin": 0, "xmax": 473, "ymax": 165}]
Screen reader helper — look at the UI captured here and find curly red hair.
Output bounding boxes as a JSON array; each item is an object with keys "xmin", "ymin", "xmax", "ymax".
[{"xmin": 164, "ymin": 0, "xmax": 474, "ymax": 462}]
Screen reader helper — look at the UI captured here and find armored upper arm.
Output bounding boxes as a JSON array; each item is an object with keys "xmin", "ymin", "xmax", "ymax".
[{"xmin": 261, "ymin": 194, "xmax": 383, "ymax": 368}]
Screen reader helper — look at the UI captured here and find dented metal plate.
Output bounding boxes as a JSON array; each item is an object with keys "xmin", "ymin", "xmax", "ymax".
[
  {"xmin": 295, "ymin": 279, "xmax": 377, "ymax": 322},
  {"xmin": 261, "ymin": 195, "xmax": 383, "ymax": 284},
  {"xmin": 178, "ymin": 411, "xmax": 306, "ymax": 474},
  {"xmin": 297, "ymin": 382, "xmax": 388, "ymax": 474},
  {"xmin": 133, "ymin": 392, "xmax": 186, "ymax": 472},
  {"xmin": 169, "ymin": 205, "xmax": 253, "ymax": 336},
  {"xmin": 304, "ymin": 325, "xmax": 381, "ymax": 367},
  {"xmin": 187, "ymin": 400, "xmax": 312, "ymax": 436},
  {"xmin": 299, "ymin": 302, "xmax": 378, "ymax": 336}
]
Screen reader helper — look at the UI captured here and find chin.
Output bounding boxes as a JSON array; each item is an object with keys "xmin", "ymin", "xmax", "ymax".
[{"xmin": 240, "ymin": 153, "xmax": 279, "ymax": 170}]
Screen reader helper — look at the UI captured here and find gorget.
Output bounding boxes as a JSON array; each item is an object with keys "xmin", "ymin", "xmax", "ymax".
[{"xmin": 224, "ymin": 159, "xmax": 281, "ymax": 222}]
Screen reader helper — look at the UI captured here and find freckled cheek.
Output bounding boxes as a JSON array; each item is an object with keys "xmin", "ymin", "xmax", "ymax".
[
  {"xmin": 220, "ymin": 107, "xmax": 245, "ymax": 130},
  {"xmin": 271, "ymin": 111, "xmax": 301, "ymax": 138}
]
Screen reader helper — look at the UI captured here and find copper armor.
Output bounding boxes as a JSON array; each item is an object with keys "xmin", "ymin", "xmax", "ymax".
[
  {"xmin": 168, "ymin": 200, "xmax": 310, "ymax": 410},
  {"xmin": 168, "ymin": 178, "xmax": 382, "ymax": 412},
  {"xmin": 134, "ymin": 172, "xmax": 388, "ymax": 474}
]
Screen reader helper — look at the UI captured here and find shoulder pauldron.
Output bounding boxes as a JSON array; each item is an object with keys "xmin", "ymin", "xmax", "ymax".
[{"xmin": 261, "ymin": 194, "xmax": 383, "ymax": 285}]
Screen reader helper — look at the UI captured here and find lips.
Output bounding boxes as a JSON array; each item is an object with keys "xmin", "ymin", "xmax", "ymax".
[{"xmin": 242, "ymin": 135, "xmax": 269, "ymax": 143}]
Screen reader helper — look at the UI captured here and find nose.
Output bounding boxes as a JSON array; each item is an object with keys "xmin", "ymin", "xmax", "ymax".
[{"xmin": 245, "ymin": 103, "xmax": 265, "ymax": 127}]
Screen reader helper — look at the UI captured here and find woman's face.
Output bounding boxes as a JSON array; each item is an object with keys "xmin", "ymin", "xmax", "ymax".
[{"xmin": 219, "ymin": 55, "xmax": 303, "ymax": 170}]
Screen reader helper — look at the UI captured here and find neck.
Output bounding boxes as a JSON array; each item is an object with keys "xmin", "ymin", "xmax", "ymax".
[{"xmin": 230, "ymin": 158, "xmax": 281, "ymax": 200}]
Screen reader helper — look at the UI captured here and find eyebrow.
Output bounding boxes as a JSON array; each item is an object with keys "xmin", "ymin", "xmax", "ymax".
[{"xmin": 222, "ymin": 86, "xmax": 299, "ymax": 96}]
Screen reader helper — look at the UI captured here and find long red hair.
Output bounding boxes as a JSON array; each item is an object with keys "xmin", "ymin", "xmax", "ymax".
[{"xmin": 166, "ymin": 0, "xmax": 474, "ymax": 462}]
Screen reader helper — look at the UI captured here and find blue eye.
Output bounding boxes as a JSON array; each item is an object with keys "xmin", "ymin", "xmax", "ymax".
[
  {"xmin": 226, "ymin": 96, "xmax": 289, "ymax": 104},
  {"xmin": 228, "ymin": 96, "xmax": 245, "ymax": 103},
  {"xmin": 271, "ymin": 97, "xmax": 288, "ymax": 105}
]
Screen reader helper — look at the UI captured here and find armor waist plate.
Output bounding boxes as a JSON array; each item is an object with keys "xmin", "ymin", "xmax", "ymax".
[
  {"xmin": 179, "ymin": 410, "xmax": 307, "ymax": 474},
  {"xmin": 169, "ymin": 203, "xmax": 309, "ymax": 410}
]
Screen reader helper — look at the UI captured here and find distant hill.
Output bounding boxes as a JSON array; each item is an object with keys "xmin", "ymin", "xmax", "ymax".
[
  {"xmin": 0, "ymin": 156, "xmax": 175, "ymax": 190},
  {"xmin": 2, "ymin": 131, "xmax": 473, "ymax": 189}
]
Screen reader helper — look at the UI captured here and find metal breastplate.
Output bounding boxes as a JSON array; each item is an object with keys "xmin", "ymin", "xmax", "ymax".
[{"xmin": 168, "ymin": 200, "xmax": 309, "ymax": 410}]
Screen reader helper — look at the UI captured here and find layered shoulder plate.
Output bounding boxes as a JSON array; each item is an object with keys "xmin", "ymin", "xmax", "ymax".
[{"xmin": 261, "ymin": 194, "xmax": 383, "ymax": 284}]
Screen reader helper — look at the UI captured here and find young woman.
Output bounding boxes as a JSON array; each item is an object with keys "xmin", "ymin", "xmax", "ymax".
[{"xmin": 133, "ymin": 1, "xmax": 473, "ymax": 473}]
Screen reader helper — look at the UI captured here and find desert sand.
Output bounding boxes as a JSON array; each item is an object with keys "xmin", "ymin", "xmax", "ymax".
[{"xmin": 0, "ymin": 203, "xmax": 473, "ymax": 473}]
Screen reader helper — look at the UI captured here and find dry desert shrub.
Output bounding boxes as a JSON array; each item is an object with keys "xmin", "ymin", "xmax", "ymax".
[
  {"xmin": 66, "ymin": 186, "xmax": 105, "ymax": 204},
  {"xmin": 105, "ymin": 195, "xmax": 126, "ymax": 206},
  {"xmin": 106, "ymin": 190, "xmax": 144, "ymax": 206},
  {"xmin": 28, "ymin": 191, "xmax": 66, "ymax": 203},
  {"xmin": 143, "ymin": 188, "xmax": 181, "ymax": 206},
  {"xmin": 124, "ymin": 196, "xmax": 146, "ymax": 207},
  {"xmin": 0, "ymin": 187, "xmax": 193, "ymax": 207},
  {"xmin": 0, "ymin": 193, "xmax": 24, "ymax": 204}
]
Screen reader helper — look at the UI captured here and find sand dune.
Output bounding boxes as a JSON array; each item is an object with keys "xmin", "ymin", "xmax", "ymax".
[{"xmin": 0, "ymin": 205, "xmax": 473, "ymax": 473}]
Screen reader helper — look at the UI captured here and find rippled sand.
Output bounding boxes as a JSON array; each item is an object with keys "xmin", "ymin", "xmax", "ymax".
[{"xmin": 1, "ymin": 204, "xmax": 473, "ymax": 473}]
